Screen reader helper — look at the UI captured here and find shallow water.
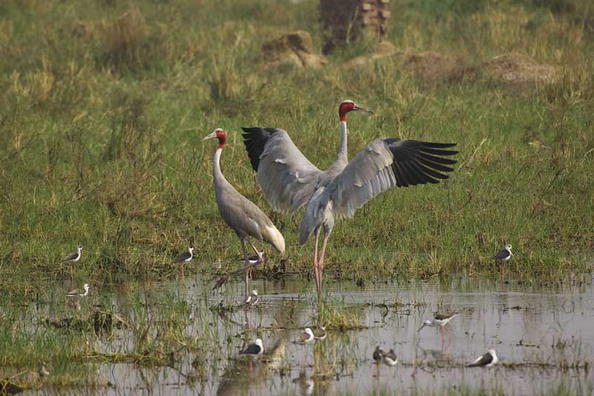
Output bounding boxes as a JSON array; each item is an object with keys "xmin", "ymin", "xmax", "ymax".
[{"xmin": 6, "ymin": 273, "xmax": 594, "ymax": 395}]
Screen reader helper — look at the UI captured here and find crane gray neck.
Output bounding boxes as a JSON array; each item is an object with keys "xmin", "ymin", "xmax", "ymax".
[
  {"xmin": 213, "ymin": 148, "xmax": 226, "ymax": 184},
  {"xmin": 336, "ymin": 121, "xmax": 348, "ymax": 161}
]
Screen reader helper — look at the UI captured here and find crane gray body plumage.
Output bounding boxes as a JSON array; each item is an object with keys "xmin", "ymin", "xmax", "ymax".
[
  {"xmin": 242, "ymin": 127, "xmax": 348, "ymax": 213},
  {"xmin": 212, "ymin": 149, "xmax": 285, "ymax": 254},
  {"xmin": 205, "ymin": 128, "xmax": 284, "ymax": 298}
]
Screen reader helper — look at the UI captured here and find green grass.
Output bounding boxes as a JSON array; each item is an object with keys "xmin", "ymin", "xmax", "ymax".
[{"xmin": 0, "ymin": 0, "xmax": 593, "ymax": 289}]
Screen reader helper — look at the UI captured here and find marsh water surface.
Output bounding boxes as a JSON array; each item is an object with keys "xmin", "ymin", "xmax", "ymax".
[{"xmin": 4, "ymin": 274, "xmax": 594, "ymax": 395}]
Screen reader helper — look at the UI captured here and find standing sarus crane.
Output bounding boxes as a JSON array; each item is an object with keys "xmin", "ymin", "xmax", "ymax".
[
  {"xmin": 203, "ymin": 128, "xmax": 285, "ymax": 298},
  {"xmin": 242, "ymin": 101, "xmax": 457, "ymax": 295}
]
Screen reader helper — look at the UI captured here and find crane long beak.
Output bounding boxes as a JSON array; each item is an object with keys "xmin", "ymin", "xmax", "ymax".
[
  {"xmin": 354, "ymin": 105, "xmax": 374, "ymax": 115},
  {"xmin": 202, "ymin": 131, "xmax": 217, "ymax": 141}
]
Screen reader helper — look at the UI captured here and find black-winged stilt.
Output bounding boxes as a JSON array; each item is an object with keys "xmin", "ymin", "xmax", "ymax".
[
  {"xmin": 62, "ymin": 245, "xmax": 83, "ymax": 262},
  {"xmin": 294, "ymin": 328, "xmax": 315, "ymax": 345},
  {"xmin": 312, "ymin": 325, "xmax": 327, "ymax": 340},
  {"xmin": 38, "ymin": 362, "xmax": 50, "ymax": 379},
  {"xmin": 244, "ymin": 289, "xmax": 259, "ymax": 307},
  {"xmin": 373, "ymin": 346, "xmax": 384, "ymax": 363},
  {"xmin": 493, "ymin": 244, "xmax": 513, "ymax": 278},
  {"xmin": 493, "ymin": 244, "xmax": 513, "ymax": 261},
  {"xmin": 240, "ymin": 338, "xmax": 264, "ymax": 357},
  {"xmin": 67, "ymin": 283, "xmax": 90, "ymax": 297},
  {"xmin": 174, "ymin": 246, "xmax": 194, "ymax": 263},
  {"xmin": 173, "ymin": 246, "xmax": 193, "ymax": 277},
  {"xmin": 418, "ymin": 312, "xmax": 459, "ymax": 331},
  {"xmin": 382, "ymin": 349, "xmax": 398, "ymax": 366},
  {"xmin": 239, "ymin": 250, "xmax": 265, "ymax": 265},
  {"xmin": 468, "ymin": 349, "xmax": 498, "ymax": 367},
  {"xmin": 418, "ymin": 312, "xmax": 458, "ymax": 349}
]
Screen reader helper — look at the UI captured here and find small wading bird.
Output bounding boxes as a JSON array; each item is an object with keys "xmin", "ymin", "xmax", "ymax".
[
  {"xmin": 493, "ymin": 244, "xmax": 513, "ymax": 261},
  {"xmin": 493, "ymin": 244, "xmax": 512, "ymax": 278},
  {"xmin": 173, "ymin": 246, "xmax": 194, "ymax": 264},
  {"xmin": 67, "ymin": 283, "xmax": 90, "ymax": 297},
  {"xmin": 38, "ymin": 362, "xmax": 50, "ymax": 379},
  {"xmin": 373, "ymin": 346, "xmax": 384, "ymax": 363},
  {"xmin": 312, "ymin": 325, "xmax": 327, "ymax": 340},
  {"xmin": 173, "ymin": 246, "xmax": 193, "ymax": 277},
  {"xmin": 204, "ymin": 129, "xmax": 285, "ymax": 298},
  {"xmin": 382, "ymin": 349, "xmax": 398, "ymax": 366},
  {"xmin": 417, "ymin": 312, "xmax": 458, "ymax": 349},
  {"xmin": 418, "ymin": 312, "xmax": 459, "ymax": 348},
  {"xmin": 244, "ymin": 289, "xmax": 259, "ymax": 307},
  {"xmin": 467, "ymin": 349, "xmax": 498, "ymax": 368},
  {"xmin": 294, "ymin": 328, "xmax": 315, "ymax": 345},
  {"xmin": 242, "ymin": 101, "xmax": 457, "ymax": 296},
  {"xmin": 238, "ymin": 250, "xmax": 265, "ymax": 265},
  {"xmin": 240, "ymin": 338, "xmax": 264, "ymax": 357},
  {"xmin": 62, "ymin": 245, "xmax": 83, "ymax": 262},
  {"xmin": 418, "ymin": 312, "xmax": 459, "ymax": 331}
]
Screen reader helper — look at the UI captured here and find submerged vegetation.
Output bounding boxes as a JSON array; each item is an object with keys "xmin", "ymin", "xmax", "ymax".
[{"xmin": 0, "ymin": 0, "xmax": 593, "ymax": 287}]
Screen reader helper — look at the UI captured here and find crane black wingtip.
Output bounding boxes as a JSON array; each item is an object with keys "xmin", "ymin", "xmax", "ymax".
[
  {"xmin": 241, "ymin": 127, "xmax": 274, "ymax": 171},
  {"xmin": 422, "ymin": 142, "xmax": 457, "ymax": 149}
]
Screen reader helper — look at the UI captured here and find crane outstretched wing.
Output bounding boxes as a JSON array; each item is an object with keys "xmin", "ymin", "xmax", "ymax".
[
  {"xmin": 327, "ymin": 138, "xmax": 457, "ymax": 219},
  {"xmin": 242, "ymin": 127, "xmax": 322, "ymax": 212}
]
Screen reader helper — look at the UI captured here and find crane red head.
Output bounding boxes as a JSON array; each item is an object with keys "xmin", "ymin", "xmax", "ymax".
[
  {"xmin": 338, "ymin": 100, "xmax": 372, "ymax": 122},
  {"xmin": 203, "ymin": 128, "xmax": 227, "ymax": 149}
]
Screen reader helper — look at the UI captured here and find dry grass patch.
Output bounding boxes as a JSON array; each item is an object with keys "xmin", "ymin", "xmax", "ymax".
[
  {"xmin": 483, "ymin": 52, "xmax": 559, "ymax": 86},
  {"xmin": 99, "ymin": 7, "xmax": 148, "ymax": 70},
  {"xmin": 261, "ymin": 31, "xmax": 327, "ymax": 69}
]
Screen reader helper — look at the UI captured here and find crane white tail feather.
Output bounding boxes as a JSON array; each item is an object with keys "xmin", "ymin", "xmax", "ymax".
[{"xmin": 262, "ymin": 224, "xmax": 285, "ymax": 255}]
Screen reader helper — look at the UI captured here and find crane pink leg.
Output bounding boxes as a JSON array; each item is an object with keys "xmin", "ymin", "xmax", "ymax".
[
  {"xmin": 313, "ymin": 231, "xmax": 321, "ymax": 293},
  {"xmin": 317, "ymin": 232, "xmax": 330, "ymax": 294}
]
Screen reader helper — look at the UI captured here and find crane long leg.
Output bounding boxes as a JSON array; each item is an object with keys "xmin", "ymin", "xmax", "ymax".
[
  {"xmin": 317, "ymin": 231, "xmax": 330, "ymax": 295},
  {"xmin": 313, "ymin": 230, "xmax": 321, "ymax": 293},
  {"xmin": 240, "ymin": 239, "xmax": 250, "ymax": 298}
]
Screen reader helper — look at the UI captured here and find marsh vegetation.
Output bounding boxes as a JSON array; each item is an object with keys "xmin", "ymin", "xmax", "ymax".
[{"xmin": 0, "ymin": 0, "xmax": 592, "ymax": 285}]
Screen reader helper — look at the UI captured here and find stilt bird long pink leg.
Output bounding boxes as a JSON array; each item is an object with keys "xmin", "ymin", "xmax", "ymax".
[{"xmin": 240, "ymin": 239, "xmax": 250, "ymax": 299}]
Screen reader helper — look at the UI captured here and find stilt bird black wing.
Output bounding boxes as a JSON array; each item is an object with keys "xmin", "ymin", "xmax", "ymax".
[
  {"xmin": 493, "ymin": 249, "xmax": 510, "ymax": 260},
  {"xmin": 468, "ymin": 353, "xmax": 493, "ymax": 367}
]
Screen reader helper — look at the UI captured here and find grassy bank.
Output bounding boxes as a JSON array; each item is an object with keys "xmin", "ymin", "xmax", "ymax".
[{"xmin": 0, "ymin": 0, "xmax": 593, "ymax": 289}]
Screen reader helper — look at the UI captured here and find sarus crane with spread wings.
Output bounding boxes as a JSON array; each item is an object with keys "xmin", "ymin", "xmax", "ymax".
[{"xmin": 242, "ymin": 101, "xmax": 457, "ymax": 295}]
